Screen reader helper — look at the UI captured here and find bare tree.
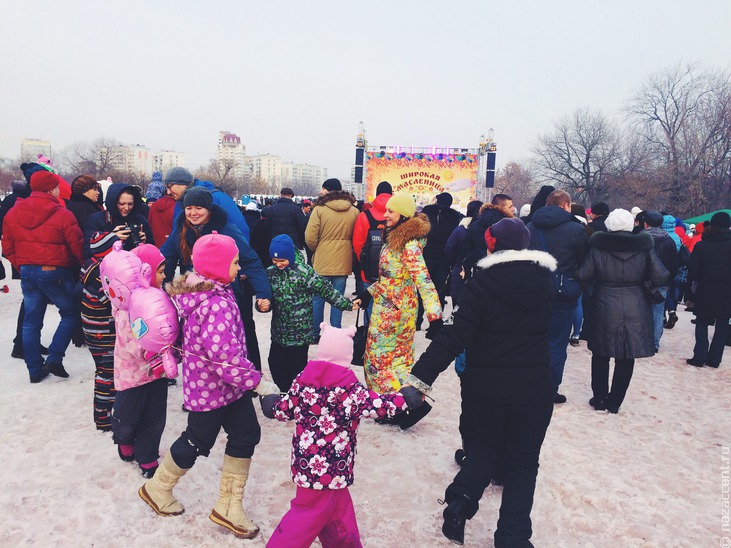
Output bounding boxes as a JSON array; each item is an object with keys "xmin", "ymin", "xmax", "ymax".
[
  {"xmin": 493, "ymin": 161, "xmax": 538, "ymax": 209},
  {"xmin": 58, "ymin": 137, "xmax": 125, "ymax": 179},
  {"xmin": 627, "ymin": 62, "xmax": 731, "ymax": 215},
  {"xmin": 531, "ymin": 107, "xmax": 631, "ymax": 204}
]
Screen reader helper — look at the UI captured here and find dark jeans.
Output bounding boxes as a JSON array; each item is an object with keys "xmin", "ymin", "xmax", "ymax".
[
  {"xmin": 417, "ymin": 258, "xmax": 450, "ymax": 326},
  {"xmin": 235, "ymin": 280, "xmax": 261, "ymax": 371},
  {"xmin": 111, "ymin": 378, "xmax": 168, "ymax": 465},
  {"xmin": 692, "ymin": 316, "xmax": 729, "ymax": 365},
  {"xmin": 548, "ymin": 300, "xmax": 575, "ymax": 394},
  {"xmin": 450, "ymin": 398, "xmax": 553, "ymax": 546},
  {"xmin": 170, "ymin": 394, "xmax": 261, "ymax": 469},
  {"xmin": 269, "ymin": 341, "xmax": 309, "ymax": 393},
  {"xmin": 20, "ymin": 266, "xmax": 79, "ymax": 377},
  {"xmin": 591, "ymin": 354, "xmax": 635, "ymax": 409}
]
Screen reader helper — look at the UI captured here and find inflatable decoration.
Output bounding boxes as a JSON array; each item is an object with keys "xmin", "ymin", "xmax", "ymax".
[{"xmin": 99, "ymin": 241, "xmax": 147, "ymax": 311}]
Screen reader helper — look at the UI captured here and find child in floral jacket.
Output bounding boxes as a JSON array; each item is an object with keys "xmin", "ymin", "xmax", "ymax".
[
  {"xmin": 260, "ymin": 323, "xmax": 423, "ymax": 547},
  {"xmin": 267, "ymin": 234, "xmax": 354, "ymax": 392}
]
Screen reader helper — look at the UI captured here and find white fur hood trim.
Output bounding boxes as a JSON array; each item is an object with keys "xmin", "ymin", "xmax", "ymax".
[{"xmin": 477, "ymin": 249, "xmax": 557, "ymax": 271}]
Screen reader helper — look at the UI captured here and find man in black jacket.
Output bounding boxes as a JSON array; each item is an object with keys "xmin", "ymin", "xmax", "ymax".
[
  {"xmin": 527, "ymin": 190, "xmax": 588, "ymax": 404},
  {"xmin": 643, "ymin": 210, "xmax": 679, "ymax": 351},
  {"xmin": 263, "ymin": 187, "xmax": 307, "ymax": 249},
  {"xmin": 417, "ymin": 192, "xmax": 462, "ymax": 326},
  {"xmin": 405, "ymin": 217, "xmax": 556, "ymax": 547},
  {"xmin": 587, "ymin": 202, "xmax": 610, "ymax": 233}
]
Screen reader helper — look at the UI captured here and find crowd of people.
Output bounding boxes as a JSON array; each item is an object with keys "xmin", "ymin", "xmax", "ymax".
[{"xmin": 1, "ymin": 159, "xmax": 729, "ymax": 547}]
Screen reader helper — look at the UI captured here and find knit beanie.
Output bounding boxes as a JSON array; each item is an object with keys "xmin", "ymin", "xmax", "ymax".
[
  {"xmin": 486, "ymin": 217, "xmax": 530, "ymax": 252},
  {"xmin": 131, "ymin": 244, "xmax": 165, "ymax": 284},
  {"xmin": 644, "ymin": 210, "xmax": 663, "ymax": 228},
  {"xmin": 435, "ymin": 192, "xmax": 453, "ymax": 207},
  {"xmin": 30, "ymin": 170, "xmax": 61, "ymax": 192},
  {"xmin": 519, "ymin": 204, "xmax": 531, "ymax": 218},
  {"xmin": 164, "ymin": 167, "xmax": 194, "ymax": 186},
  {"xmin": 146, "ymin": 172, "xmax": 165, "ymax": 201},
  {"xmin": 315, "ymin": 323, "xmax": 357, "ymax": 367},
  {"xmin": 605, "ymin": 208, "xmax": 634, "ymax": 232},
  {"xmin": 183, "ymin": 186, "xmax": 213, "ymax": 210},
  {"xmin": 192, "ymin": 231, "xmax": 239, "ymax": 284},
  {"xmin": 386, "ymin": 192, "xmax": 416, "ymax": 219},
  {"xmin": 376, "ymin": 181, "xmax": 393, "ymax": 195},
  {"xmin": 322, "ymin": 178, "xmax": 342, "ymax": 192},
  {"xmin": 631, "ymin": 206, "xmax": 643, "ymax": 217},
  {"xmin": 269, "ymin": 234, "xmax": 296, "ymax": 267},
  {"xmin": 710, "ymin": 211, "xmax": 731, "ymax": 229}
]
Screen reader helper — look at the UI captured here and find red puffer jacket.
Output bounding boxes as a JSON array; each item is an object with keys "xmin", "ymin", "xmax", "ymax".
[{"xmin": 2, "ymin": 191, "xmax": 84, "ymax": 270}]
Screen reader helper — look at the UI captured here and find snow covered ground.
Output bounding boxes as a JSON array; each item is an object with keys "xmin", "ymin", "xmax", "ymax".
[{"xmin": 0, "ymin": 262, "xmax": 728, "ymax": 547}]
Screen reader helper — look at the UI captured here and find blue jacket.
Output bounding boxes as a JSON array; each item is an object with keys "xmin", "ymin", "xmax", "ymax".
[
  {"xmin": 161, "ymin": 204, "xmax": 271, "ymax": 300},
  {"xmin": 172, "ymin": 180, "xmax": 250, "ymax": 242},
  {"xmin": 527, "ymin": 205, "xmax": 588, "ymax": 275}
]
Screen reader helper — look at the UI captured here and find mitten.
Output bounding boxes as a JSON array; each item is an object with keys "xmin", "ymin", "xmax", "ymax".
[
  {"xmin": 260, "ymin": 394, "xmax": 281, "ymax": 419},
  {"xmin": 425, "ymin": 318, "xmax": 444, "ymax": 340},
  {"xmin": 355, "ymin": 289, "xmax": 372, "ymax": 309},
  {"xmin": 400, "ymin": 385, "xmax": 424, "ymax": 410},
  {"xmin": 255, "ymin": 379, "xmax": 280, "ymax": 396}
]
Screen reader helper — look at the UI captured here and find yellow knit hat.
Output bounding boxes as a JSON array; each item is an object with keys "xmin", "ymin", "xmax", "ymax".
[{"xmin": 386, "ymin": 192, "xmax": 416, "ymax": 219}]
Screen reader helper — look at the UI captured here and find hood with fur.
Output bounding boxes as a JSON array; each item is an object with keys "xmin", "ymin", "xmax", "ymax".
[
  {"xmin": 386, "ymin": 213, "xmax": 431, "ymax": 253},
  {"xmin": 313, "ymin": 190, "xmax": 356, "ymax": 212},
  {"xmin": 166, "ymin": 271, "xmax": 228, "ymax": 319}
]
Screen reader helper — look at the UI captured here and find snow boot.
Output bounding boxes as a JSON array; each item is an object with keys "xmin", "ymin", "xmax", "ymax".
[
  {"xmin": 209, "ymin": 455, "xmax": 259, "ymax": 539},
  {"xmin": 139, "ymin": 452, "xmax": 188, "ymax": 516},
  {"xmin": 440, "ymin": 486, "xmax": 477, "ymax": 546}
]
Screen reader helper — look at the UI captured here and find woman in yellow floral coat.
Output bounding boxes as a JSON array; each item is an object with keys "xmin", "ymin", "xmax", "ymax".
[{"xmin": 355, "ymin": 193, "xmax": 442, "ymax": 399}]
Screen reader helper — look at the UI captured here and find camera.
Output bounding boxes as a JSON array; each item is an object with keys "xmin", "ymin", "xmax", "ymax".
[{"xmin": 122, "ymin": 223, "xmax": 144, "ymax": 250}]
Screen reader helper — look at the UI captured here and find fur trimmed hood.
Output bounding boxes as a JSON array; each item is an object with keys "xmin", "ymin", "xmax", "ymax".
[
  {"xmin": 386, "ymin": 213, "xmax": 431, "ymax": 253},
  {"xmin": 589, "ymin": 230, "xmax": 654, "ymax": 253},
  {"xmin": 313, "ymin": 190, "xmax": 356, "ymax": 210},
  {"xmin": 479, "ymin": 202, "xmax": 515, "ymax": 219},
  {"xmin": 477, "ymin": 249, "xmax": 557, "ymax": 272}
]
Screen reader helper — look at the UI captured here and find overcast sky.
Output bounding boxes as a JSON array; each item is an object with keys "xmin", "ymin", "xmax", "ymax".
[{"xmin": 1, "ymin": 0, "xmax": 729, "ymax": 180}]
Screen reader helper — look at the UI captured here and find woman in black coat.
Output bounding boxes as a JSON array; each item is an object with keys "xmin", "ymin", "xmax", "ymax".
[
  {"xmin": 576, "ymin": 209, "xmax": 668, "ymax": 414},
  {"xmin": 66, "ymin": 175, "xmax": 103, "ymax": 232},
  {"xmin": 405, "ymin": 218, "xmax": 557, "ymax": 547}
]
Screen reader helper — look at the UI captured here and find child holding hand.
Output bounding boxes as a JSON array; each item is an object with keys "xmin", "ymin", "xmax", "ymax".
[
  {"xmin": 260, "ymin": 322, "xmax": 424, "ymax": 547},
  {"xmin": 139, "ymin": 232, "xmax": 278, "ymax": 539}
]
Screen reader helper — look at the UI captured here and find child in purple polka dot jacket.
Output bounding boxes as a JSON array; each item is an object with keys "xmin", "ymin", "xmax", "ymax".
[
  {"xmin": 139, "ymin": 231, "xmax": 279, "ymax": 539},
  {"xmin": 260, "ymin": 322, "xmax": 426, "ymax": 547}
]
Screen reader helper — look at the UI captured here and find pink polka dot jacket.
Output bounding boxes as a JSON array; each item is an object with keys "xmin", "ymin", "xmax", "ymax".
[
  {"xmin": 273, "ymin": 360, "xmax": 408, "ymax": 490},
  {"xmin": 167, "ymin": 271, "xmax": 262, "ymax": 411}
]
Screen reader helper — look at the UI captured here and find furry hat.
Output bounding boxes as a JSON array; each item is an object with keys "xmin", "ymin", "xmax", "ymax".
[
  {"xmin": 387, "ymin": 192, "xmax": 416, "ymax": 219},
  {"xmin": 315, "ymin": 323, "xmax": 356, "ymax": 367},
  {"xmin": 192, "ymin": 231, "xmax": 238, "ymax": 284},
  {"xmin": 183, "ymin": 187, "xmax": 213, "ymax": 210},
  {"xmin": 486, "ymin": 217, "xmax": 530, "ymax": 252},
  {"xmin": 269, "ymin": 234, "xmax": 296, "ymax": 267},
  {"xmin": 605, "ymin": 208, "xmax": 634, "ymax": 232},
  {"xmin": 322, "ymin": 178, "xmax": 342, "ymax": 192},
  {"xmin": 164, "ymin": 167, "xmax": 194, "ymax": 186},
  {"xmin": 30, "ymin": 170, "xmax": 61, "ymax": 192}
]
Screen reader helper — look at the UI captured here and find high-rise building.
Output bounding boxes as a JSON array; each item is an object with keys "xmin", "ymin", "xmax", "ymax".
[
  {"xmin": 153, "ymin": 150, "xmax": 185, "ymax": 174},
  {"xmin": 20, "ymin": 138, "xmax": 52, "ymax": 162},
  {"xmin": 217, "ymin": 131, "xmax": 246, "ymax": 177},
  {"xmin": 102, "ymin": 144, "xmax": 152, "ymax": 177},
  {"xmin": 286, "ymin": 162, "xmax": 328, "ymax": 187},
  {"xmin": 250, "ymin": 153, "xmax": 282, "ymax": 184}
]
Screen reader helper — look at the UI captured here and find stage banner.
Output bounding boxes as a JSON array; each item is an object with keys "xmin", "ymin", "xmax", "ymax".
[{"xmin": 365, "ymin": 151, "xmax": 478, "ymax": 209}]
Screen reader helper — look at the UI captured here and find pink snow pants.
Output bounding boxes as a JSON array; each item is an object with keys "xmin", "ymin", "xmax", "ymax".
[{"xmin": 267, "ymin": 486, "xmax": 362, "ymax": 548}]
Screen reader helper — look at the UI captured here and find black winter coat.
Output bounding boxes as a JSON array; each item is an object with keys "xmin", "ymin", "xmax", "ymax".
[
  {"xmin": 66, "ymin": 194, "xmax": 104, "ymax": 232},
  {"xmin": 644, "ymin": 227, "xmax": 679, "ymax": 282},
  {"xmin": 409, "ymin": 249, "xmax": 557, "ymax": 403},
  {"xmin": 687, "ymin": 229, "xmax": 731, "ymax": 321},
  {"xmin": 527, "ymin": 206, "xmax": 588, "ymax": 275},
  {"xmin": 421, "ymin": 204, "xmax": 463, "ymax": 260},
  {"xmin": 264, "ymin": 197, "xmax": 307, "ymax": 248},
  {"xmin": 576, "ymin": 231, "xmax": 669, "ymax": 359}
]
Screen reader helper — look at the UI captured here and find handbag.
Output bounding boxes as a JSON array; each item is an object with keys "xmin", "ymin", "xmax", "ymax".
[
  {"xmin": 351, "ymin": 309, "xmax": 367, "ymax": 366},
  {"xmin": 643, "ymin": 281, "xmax": 665, "ymax": 304}
]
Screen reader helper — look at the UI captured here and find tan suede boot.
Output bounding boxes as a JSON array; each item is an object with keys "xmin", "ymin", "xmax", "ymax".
[
  {"xmin": 139, "ymin": 452, "xmax": 189, "ymax": 516},
  {"xmin": 209, "ymin": 455, "xmax": 259, "ymax": 538}
]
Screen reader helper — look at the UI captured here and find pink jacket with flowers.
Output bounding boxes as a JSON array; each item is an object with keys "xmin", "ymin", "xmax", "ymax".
[
  {"xmin": 113, "ymin": 307, "xmax": 159, "ymax": 391},
  {"xmin": 167, "ymin": 271, "xmax": 261, "ymax": 412},
  {"xmin": 273, "ymin": 360, "xmax": 407, "ymax": 490}
]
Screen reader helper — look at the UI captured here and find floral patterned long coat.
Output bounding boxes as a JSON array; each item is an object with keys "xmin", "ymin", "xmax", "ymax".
[{"xmin": 364, "ymin": 214, "xmax": 441, "ymax": 392}]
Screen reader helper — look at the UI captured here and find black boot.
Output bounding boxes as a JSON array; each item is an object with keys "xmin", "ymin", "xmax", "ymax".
[
  {"xmin": 441, "ymin": 492, "xmax": 475, "ymax": 545},
  {"xmin": 454, "ymin": 449, "xmax": 466, "ymax": 467}
]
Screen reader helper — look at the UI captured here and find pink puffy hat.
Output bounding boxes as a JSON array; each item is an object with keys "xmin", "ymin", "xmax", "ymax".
[
  {"xmin": 192, "ymin": 231, "xmax": 239, "ymax": 284},
  {"xmin": 315, "ymin": 323, "xmax": 357, "ymax": 367}
]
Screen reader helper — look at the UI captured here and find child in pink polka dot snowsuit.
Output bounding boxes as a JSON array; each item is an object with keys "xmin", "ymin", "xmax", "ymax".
[{"xmin": 139, "ymin": 231, "xmax": 279, "ymax": 539}]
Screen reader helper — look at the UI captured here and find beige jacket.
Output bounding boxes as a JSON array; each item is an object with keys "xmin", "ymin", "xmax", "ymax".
[{"xmin": 305, "ymin": 191, "xmax": 359, "ymax": 276}]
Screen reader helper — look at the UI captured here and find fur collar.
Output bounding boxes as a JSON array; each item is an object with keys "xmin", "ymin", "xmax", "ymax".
[
  {"xmin": 313, "ymin": 190, "xmax": 356, "ymax": 207},
  {"xmin": 386, "ymin": 213, "xmax": 431, "ymax": 253},
  {"xmin": 478, "ymin": 202, "xmax": 515, "ymax": 218},
  {"xmin": 165, "ymin": 271, "xmax": 218, "ymax": 296},
  {"xmin": 477, "ymin": 249, "xmax": 557, "ymax": 271},
  {"xmin": 590, "ymin": 230, "xmax": 654, "ymax": 252}
]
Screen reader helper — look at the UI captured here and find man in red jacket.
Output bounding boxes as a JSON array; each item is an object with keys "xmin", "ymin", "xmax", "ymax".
[{"xmin": 2, "ymin": 171, "xmax": 84, "ymax": 383}]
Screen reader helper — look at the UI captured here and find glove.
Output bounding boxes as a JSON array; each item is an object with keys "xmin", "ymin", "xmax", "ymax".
[
  {"xmin": 259, "ymin": 394, "xmax": 281, "ymax": 419},
  {"xmin": 355, "ymin": 289, "xmax": 372, "ymax": 309},
  {"xmin": 254, "ymin": 379, "xmax": 280, "ymax": 396},
  {"xmin": 400, "ymin": 386, "xmax": 424, "ymax": 410},
  {"xmin": 425, "ymin": 318, "xmax": 444, "ymax": 340}
]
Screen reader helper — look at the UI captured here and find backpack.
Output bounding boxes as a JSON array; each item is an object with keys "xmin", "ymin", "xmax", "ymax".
[
  {"xmin": 678, "ymin": 243, "xmax": 691, "ymax": 268},
  {"xmin": 360, "ymin": 209, "xmax": 385, "ymax": 283}
]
